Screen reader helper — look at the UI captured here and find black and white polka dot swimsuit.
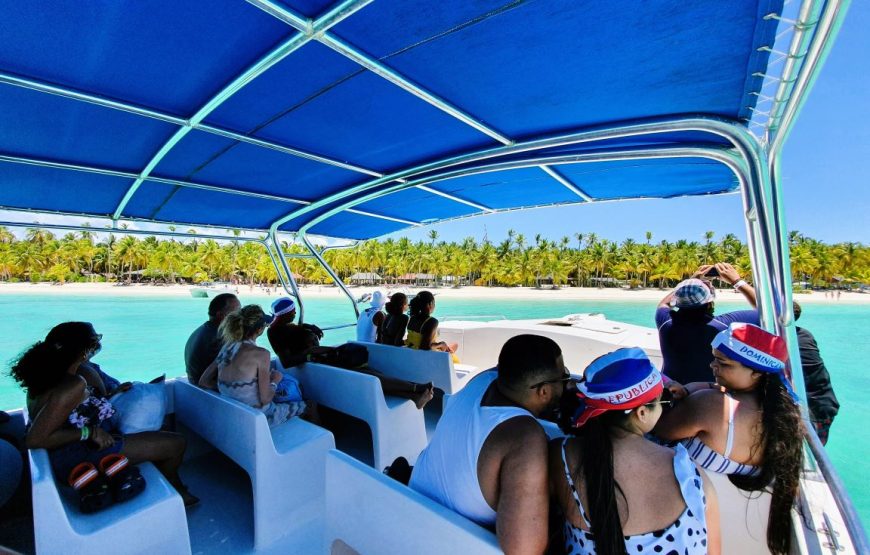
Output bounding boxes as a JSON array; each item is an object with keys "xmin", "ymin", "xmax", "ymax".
[{"xmin": 560, "ymin": 439, "xmax": 708, "ymax": 555}]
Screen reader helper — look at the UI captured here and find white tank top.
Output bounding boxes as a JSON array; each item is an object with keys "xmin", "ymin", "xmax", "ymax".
[
  {"xmin": 356, "ymin": 307, "xmax": 380, "ymax": 342},
  {"xmin": 409, "ymin": 372, "xmax": 531, "ymax": 526}
]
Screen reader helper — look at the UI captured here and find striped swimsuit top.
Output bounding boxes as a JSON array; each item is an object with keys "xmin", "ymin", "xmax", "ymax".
[{"xmin": 682, "ymin": 393, "xmax": 760, "ymax": 476}]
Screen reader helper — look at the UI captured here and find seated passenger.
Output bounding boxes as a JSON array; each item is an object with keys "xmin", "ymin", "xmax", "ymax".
[
  {"xmin": 356, "ymin": 290, "xmax": 386, "ymax": 343},
  {"xmin": 410, "ymin": 335, "xmax": 566, "ymax": 554},
  {"xmin": 379, "ymin": 292, "xmax": 409, "ymax": 346},
  {"xmin": 793, "ymin": 301, "xmax": 839, "ymax": 445},
  {"xmin": 653, "ymin": 323, "xmax": 803, "ymax": 555},
  {"xmin": 199, "ymin": 305, "xmax": 305, "ymax": 426},
  {"xmin": 656, "ymin": 263, "xmax": 758, "ymax": 384},
  {"xmin": 184, "ymin": 293, "xmax": 240, "ymax": 383},
  {"xmin": 406, "ymin": 291, "xmax": 457, "ymax": 356},
  {"xmin": 266, "ymin": 296, "xmax": 324, "ymax": 353},
  {"xmin": 12, "ymin": 332, "xmax": 198, "ymax": 506},
  {"xmin": 551, "ymin": 348, "xmax": 720, "ymax": 555},
  {"xmin": 271, "ymin": 323, "xmax": 434, "ymax": 410}
]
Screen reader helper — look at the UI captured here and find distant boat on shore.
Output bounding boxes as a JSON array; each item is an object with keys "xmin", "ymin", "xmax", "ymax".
[{"xmin": 189, "ymin": 283, "xmax": 238, "ymax": 298}]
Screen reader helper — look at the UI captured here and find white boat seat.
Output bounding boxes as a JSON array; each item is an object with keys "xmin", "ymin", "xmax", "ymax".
[
  {"xmin": 325, "ymin": 449, "xmax": 501, "ymax": 555},
  {"xmin": 349, "ymin": 341, "xmax": 480, "ymax": 394},
  {"xmin": 706, "ymin": 471, "xmax": 772, "ymax": 554},
  {"xmin": 172, "ymin": 379, "xmax": 335, "ymax": 551},
  {"xmin": 28, "ymin": 448, "xmax": 191, "ymax": 555},
  {"xmin": 288, "ymin": 362, "xmax": 428, "ymax": 470}
]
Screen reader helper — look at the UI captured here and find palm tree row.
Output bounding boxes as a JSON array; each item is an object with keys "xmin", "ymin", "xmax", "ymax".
[{"xmin": 0, "ymin": 226, "xmax": 866, "ymax": 289}]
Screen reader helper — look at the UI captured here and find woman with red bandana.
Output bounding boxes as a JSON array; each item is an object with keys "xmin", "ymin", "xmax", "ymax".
[
  {"xmin": 549, "ymin": 348, "xmax": 720, "ymax": 555},
  {"xmin": 654, "ymin": 323, "xmax": 804, "ymax": 555}
]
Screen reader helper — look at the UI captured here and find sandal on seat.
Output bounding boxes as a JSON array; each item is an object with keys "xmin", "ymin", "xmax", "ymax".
[
  {"xmin": 68, "ymin": 462, "xmax": 113, "ymax": 513},
  {"xmin": 99, "ymin": 454, "xmax": 146, "ymax": 503}
]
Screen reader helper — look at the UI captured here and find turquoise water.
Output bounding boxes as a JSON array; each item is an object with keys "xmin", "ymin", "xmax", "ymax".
[{"xmin": 1, "ymin": 292, "xmax": 867, "ymax": 526}]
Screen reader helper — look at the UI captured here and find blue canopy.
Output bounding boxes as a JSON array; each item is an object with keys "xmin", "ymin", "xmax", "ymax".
[{"xmin": 0, "ymin": 0, "xmax": 784, "ymax": 240}]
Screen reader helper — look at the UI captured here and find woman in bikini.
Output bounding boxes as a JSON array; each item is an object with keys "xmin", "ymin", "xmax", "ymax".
[
  {"xmin": 550, "ymin": 347, "xmax": 720, "ymax": 555},
  {"xmin": 199, "ymin": 305, "xmax": 307, "ymax": 426},
  {"xmin": 405, "ymin": 291, "xmax": 457, "ymax": 355},
  {"xmin": 654, "ymin": 323, "xmax": 803, "ymax": 555},
  {"xmin": 13, "ymin": 328, "xmax": 198, "ymax": 507}
]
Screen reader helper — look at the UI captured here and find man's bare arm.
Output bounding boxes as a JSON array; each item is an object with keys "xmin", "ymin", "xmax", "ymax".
[{"xmin": 496, "ymin": 419, "xmax": 549, "ymax": 555}]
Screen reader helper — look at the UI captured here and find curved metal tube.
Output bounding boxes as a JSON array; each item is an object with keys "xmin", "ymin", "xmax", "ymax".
[
  {"xmin": 298, "ymin": 146, "xmax": 748, "ymax": 234},
  {"xmin": 268, "ymin": 116, "xmax": 764, "ymax": 236},
  {"xmin": 300, "ymin": 233, "xmax": 360, "ymax": 320},
  {"xmin": 269, "ymin": 230, "xmax": 305, "ymax": 323}
]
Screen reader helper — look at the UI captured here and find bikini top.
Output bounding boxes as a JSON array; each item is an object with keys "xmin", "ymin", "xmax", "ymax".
[
  {"xmin": 405, "ymin": 316, "xmax": 432, "ymax": 349},
  {"xmin": 560, "ymin": 439, "xmax": 709, "ymax": 555},
  {"xmin": 682, "ymin": 393, "xmax": 760, "ymax": 476},
  {"xmin": 217, "ymin": 340, "xmax": 263, "ymax": 408}
]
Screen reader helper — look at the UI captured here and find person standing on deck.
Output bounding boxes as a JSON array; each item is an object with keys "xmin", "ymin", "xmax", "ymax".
[
  {"xmin": 410, "ymin": 334, "xmax": 568, "ymax": 554},
  {"xmin": 356, "ymin": 290, "xmax": 386, "ymax": 343},
  {"xmin": 184, "ymin": 293, "xmax": 240, "ymax": 383},
  {"xmin": 655, "ymin": 263, "xmax": 758, "ymax": 385},
  {"xmin": 793, "ymin": 301, "xmax": 839, "ymax": 444}
]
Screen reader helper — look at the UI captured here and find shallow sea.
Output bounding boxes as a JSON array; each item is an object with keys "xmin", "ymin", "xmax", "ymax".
[{"xmin": 0, "ymin": 292, "xmax": 866, "ymax": 525}]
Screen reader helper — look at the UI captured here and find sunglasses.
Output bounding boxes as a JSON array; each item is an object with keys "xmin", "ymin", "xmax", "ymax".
[{"xmin": 529, "ymin": 371, "xmax": 577, "ymax": 390}]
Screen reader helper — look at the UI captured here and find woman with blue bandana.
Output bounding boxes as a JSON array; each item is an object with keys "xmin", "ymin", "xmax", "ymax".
[
  {"xmin": 550, "ymin": 347, "xmax": 720, "ymax": 555},
  {"xmin": 654, "ymin": 323, "xmax": 803, "ymax": 555}
]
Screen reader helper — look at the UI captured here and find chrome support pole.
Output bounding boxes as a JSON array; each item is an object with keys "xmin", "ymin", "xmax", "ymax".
[
  {"xmin": 269, "ymin": 230, "xmax": 305, "ymax": 323},
  {"xmin": 0, "ymin": 219, "xmax": 263, "ymax": 243},
  {"xmin": 297, "ymin": 146, "xmax": 749, "ymax": 235},
  {"xmin": 299, "ymin": 232, "xmax": 360, "ymax": 319},
  {"xmin": 111, "ymin": 0, "xmax": 374, "ymax": 221},
  {"xmin": 262, "ymin": 240, "xmax": 293, "ymax": 296},
  {"xmin": 269, "ymin": 116, "xmax": 763, "ymax": 236}
]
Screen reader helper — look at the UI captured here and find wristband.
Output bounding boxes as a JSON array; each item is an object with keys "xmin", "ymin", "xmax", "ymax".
[
  {"xmin": 306, "ymin": 354, "xmax": 311, "ymax": 362},
  {"xmin": 80, "ymin": 425, "xmax": 90, "ymax": 441},
  {"xmin": 270, "ymin": 382, "xmax": 278, "ymax": 391},
  {"xmin": 733, "ymin": 279, "xmax": 747, "ymax": 290}
]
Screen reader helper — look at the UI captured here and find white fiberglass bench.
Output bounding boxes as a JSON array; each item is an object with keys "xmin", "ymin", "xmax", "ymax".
[
  {"xmin": 172, "ymin": 379, "xmax": 335, "ymax": 551},
  {"xmin": 706, "ymin": 471, "xmax": 772, "ymax": 554},
  {"xmin": 29, "ymin": 448, "xmax": 191, "ymax": 555},
  {"xmin": 349, "ymin": 341, "xmax": 479, "ymax": 394},
  {"xmin": 325, "ymin": 449, "xmax": 501, "ymax": 554},
  {"xmin": 288, "ymin": 362, "xmax": 428, "ymax": 470}
]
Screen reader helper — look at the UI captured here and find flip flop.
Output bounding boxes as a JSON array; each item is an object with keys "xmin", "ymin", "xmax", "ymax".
[
  {"xmin": 99, "ymin": 454, "xmax": 146, "ymax": 503},
  {"xmin": 68, "ymin": 462, "xmax": 113, "ymax": 513}
]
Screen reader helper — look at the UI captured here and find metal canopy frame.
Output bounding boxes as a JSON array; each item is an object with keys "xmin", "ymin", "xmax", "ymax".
[{"xmin": 0, "ymin": 0, "xmax": 865, "ymax": 548}]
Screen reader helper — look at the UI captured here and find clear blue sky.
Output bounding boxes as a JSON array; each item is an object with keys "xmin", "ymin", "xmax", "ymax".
[{"xmin": 390, "ymin": 3, "xmax": 870, "ymax": 246}]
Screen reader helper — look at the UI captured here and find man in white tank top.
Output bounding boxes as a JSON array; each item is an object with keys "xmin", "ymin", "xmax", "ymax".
[{"xmin": 410, "ymin": 334, "xmax": 569, "ymax": 554}]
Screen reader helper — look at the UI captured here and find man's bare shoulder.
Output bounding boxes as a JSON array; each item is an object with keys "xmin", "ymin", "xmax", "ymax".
[{"xmin": 486, "ymin": 415, "xmax": 548, "ymax": 454}]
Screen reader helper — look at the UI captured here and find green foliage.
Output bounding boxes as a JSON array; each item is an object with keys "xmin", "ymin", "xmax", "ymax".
[{"xmin": 0, "ymin": 226, "xmax": 867, "ymax": 289}]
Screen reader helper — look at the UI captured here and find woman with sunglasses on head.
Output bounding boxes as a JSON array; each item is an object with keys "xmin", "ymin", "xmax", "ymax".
[
  {"xmin": 11, "ymin": 322, "xmax": 198, "ymax": 507},
  {"xmin": 653, "ymin": 323, "xmax": 803, "ymax": 555},
  {"xmin": 200, "ymin": 304, "xmax": 307, "ymax": 425},
  {"xmin": 549, "ymin": 348, "xmax": 720, "ymax": 555}
]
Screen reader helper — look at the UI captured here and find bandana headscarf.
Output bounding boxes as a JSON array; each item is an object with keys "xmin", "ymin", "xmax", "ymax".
[
  {"xmin": 711, "ymin": 323, "xmax": 798, "ymax": 402},
  {"xmin": 572, "ymin": 347, "xmax": 663, "ymax": 427}
]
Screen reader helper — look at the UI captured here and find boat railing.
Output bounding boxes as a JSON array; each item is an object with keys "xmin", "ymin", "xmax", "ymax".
[
  {"xmin": 804, "ymin": 419, "xmax": 870, "ymax": 552},
  {"xmin": 319, "ymin": 322, "xmax": 358, "ymax": 332},
  {"xmin": 440, "ymin": 314, "xmax": 508, "ymax": 322}
]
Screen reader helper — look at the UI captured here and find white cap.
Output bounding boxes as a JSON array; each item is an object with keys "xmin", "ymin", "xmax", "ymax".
[{"xmin": 370, "ymin": 290, "xmax": 386, "ymax": 308}]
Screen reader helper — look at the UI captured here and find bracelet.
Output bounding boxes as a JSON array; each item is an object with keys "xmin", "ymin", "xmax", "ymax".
[
  {"xmin": 80, "ymin": 425, "xmax": 90, "ymax": 441},
  {"xmin": 306, "ymin": 354, "xmax": 312, "ymax": 362},
  {"xmin": 733, "ymin": 279, "xmax": 747, "ymax": 290},
  {"xmin": 270, "ymin": 382, "xmax": 278, "ymax": 391}
]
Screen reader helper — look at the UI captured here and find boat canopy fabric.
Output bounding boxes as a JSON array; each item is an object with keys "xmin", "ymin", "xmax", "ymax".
[{"xmin": 0, "ymin": 0, "xmax": 783, "ymax": 240}]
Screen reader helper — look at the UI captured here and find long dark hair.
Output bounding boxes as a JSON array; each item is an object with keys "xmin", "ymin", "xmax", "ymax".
[
  {"xmin": 10, "ymin": 341, "xmax": 81, "ymax": 397},
  {"xmin": 559, "ymin": 393, "xmax": 632, "ymax": 555},
  {"xmin": 730, "ymin": 374, "xmax": 803, "ymax": 554},
  {"xmin": 409, "ymin": 291, "xmax": 434, "ymax": 317}
]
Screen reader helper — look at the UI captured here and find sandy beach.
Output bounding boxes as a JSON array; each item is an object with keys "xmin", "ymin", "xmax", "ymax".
[{"xmin": 0, "ymin": 282, "xmax": 865, "ymax": 303}]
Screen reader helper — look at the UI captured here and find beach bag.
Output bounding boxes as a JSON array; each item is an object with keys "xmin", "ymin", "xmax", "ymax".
[
  {"xmin": 324, "ymin": 343, "xmax": 368, "ymax": 369},
  {"xmin": 274, "ymin": 373, "xmax": 305, "ymax": 404},
  {"xmin": 109, "ymin": 382, "xmax": 167, "ymax": 434}
]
